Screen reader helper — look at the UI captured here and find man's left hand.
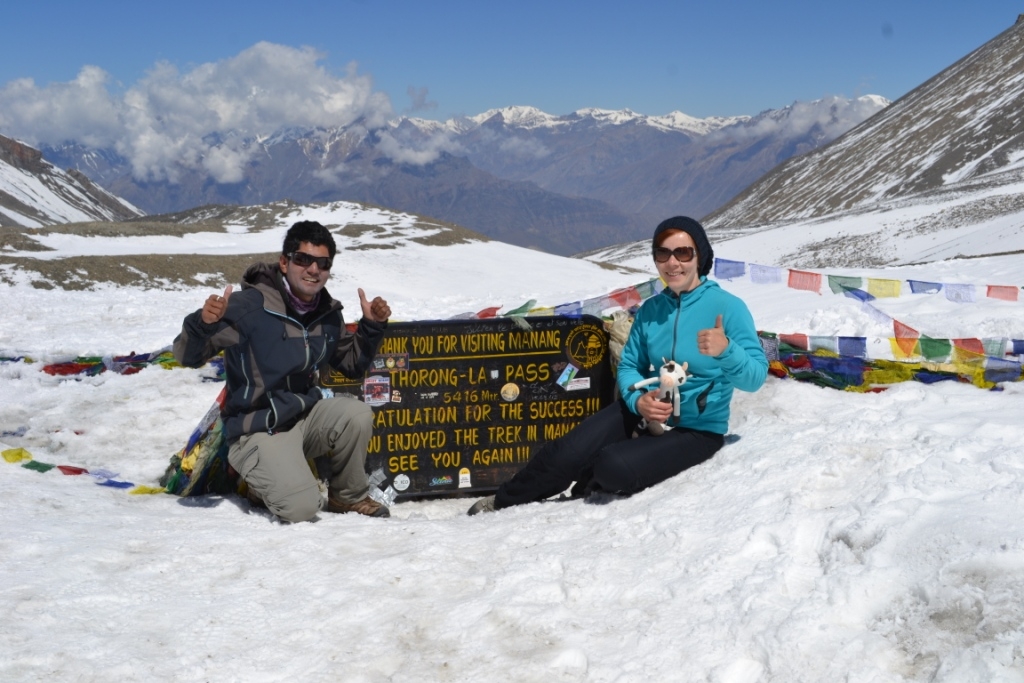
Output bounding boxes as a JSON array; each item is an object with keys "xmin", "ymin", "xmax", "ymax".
[{"xmin": 358, "ymin": 288, "xmax": 391, "ymax": 323}]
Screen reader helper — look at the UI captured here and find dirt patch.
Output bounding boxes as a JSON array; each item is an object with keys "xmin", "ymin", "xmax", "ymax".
[{"xmin": 0, "ymin": 253, "xmax": 279, "ymax": 290}]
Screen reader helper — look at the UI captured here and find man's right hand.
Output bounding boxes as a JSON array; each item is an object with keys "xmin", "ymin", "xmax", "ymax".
[{"xmin": 201, "ymin": 285, "xmax": 233, "ymax": 324}]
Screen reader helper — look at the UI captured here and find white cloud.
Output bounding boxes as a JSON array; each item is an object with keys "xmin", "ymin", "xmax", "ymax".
[
  {"xmin": 712, "ymin": 95, "xmax": 889, "ymax": 144},
  {"xmin": 0, "ymin": 42, "xmax": 395, "ymax": 183},
  {"xmin": 0, "ymin": 67, "xmax": 123, "ymax": 148},
  {"xmin": 375, "ymin": 128, "xmax": 463, "ymax": 165}
]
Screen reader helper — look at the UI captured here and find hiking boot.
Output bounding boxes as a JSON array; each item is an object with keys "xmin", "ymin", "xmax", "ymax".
[
  {"xmin": 327, "ymin": 494, "xmax": 390, "ymax": 518},
  {"xmin": 467, "ymin": 495, "xmax": 497, "ymax": 516}
]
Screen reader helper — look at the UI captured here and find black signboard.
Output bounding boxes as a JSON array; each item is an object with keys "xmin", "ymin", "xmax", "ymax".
[{"xmin": 321, "ymin": 315, "xmax": 614, "ymax": 499}]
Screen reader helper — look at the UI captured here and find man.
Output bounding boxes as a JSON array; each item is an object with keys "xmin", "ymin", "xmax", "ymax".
[{"xmin": 174, "ymin": 220, "xmax": 391, "ymax": 522}]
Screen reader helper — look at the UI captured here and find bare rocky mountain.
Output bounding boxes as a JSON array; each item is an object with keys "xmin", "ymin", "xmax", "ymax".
[
  {"xmin": 0, "ymin": 134, "xmax": 142, "ymax": 227},
  {"xmin": 707, "ymin": 17, "xmax": 1024, "ymax": 232},
  {"xmin": 40, "ymin": 100, "xmax": 884, "ymax": 255}
]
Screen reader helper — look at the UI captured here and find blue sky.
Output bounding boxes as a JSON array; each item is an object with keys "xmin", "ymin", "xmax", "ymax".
[{"xmin": 5, "ymin": 1, "xmax": 1021, "ymax": 120}]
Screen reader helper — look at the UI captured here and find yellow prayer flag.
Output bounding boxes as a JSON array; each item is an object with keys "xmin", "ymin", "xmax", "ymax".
[
  {"xmin": 867, "ymin": 278, "xmax": 902, "ymax": 298},
  {"xmin": 2, "ymin": 447, "xmax": 33, "ymax": 463},
  {"xmin": 129, "ymin": 485, "xmax": 169, "ymax": 495}
]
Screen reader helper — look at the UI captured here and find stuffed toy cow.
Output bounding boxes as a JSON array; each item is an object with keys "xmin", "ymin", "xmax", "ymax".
[{"xmin": 628, "ymin": 359, "xmax": 688, "ymax": 435}]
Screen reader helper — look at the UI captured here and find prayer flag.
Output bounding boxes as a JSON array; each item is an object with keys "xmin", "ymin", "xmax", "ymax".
[
  {"xmin": 866, "ymin": 278, "xmax": 902, "ymax": 298},
  {"xmin": 503, "ymin": 300, "xmax": 536, "ymax": 317},
  {"xmin": 838, "ymin": 337, "xmax": 867, "ymax": 359},
  {"xmin": 953, "ymin": 338, "xmax": 985, "ymax": 355},
  {"xmin": 809, "ymin": 336, "xmax": 838, "ymax": 354},
  {"xmin": 779, "ymin": 333, "xmax": 809, "ymax": 350},
  {"xmin": 986, "ymin": 285, "xmax": 1019, "ymax": 302},
  {"xmin": 788, "ymin": 269, "xmax": 822, "ymax": 293},
  {"xmin": 57, "ymin": 465, "xmax": 88, "ymax": 475},
  {"xmin": 609, "ymin": 286, "xmax": 642, "ymax": 309},
  {"xmin": 893, "ymin": 320, "xmax": 920, "ymax": 358},
  {"xmin": 2, "ymin": 447, "xmax": 32, "ymax": 463},
  {"xmin": 827, "ymin": 275, "xmax": 862, "ymax": 294},
  {"xmin": 919, "ymin": 337, "xmax": 952, "ymax": 362},
  {"xmin": 945, "ymin": 284, "xmax": 976, "ymax": 303},
  {"xmin": 554, "ymin": 302, "xmax": 582, "ymax": 317},
  {"xmin": 750, "ymin": 264, "xmax": 784, "ymax": 284},
  {"xmin": 475, "ymin": 306, "xmax": 501, "ymax": 319},
  {"xmin": 714, "ymin": 259, "xmax": 746, "ymax": 280},
  {"xmin": 983, "ymin": 338, "xmax": 1008, "ymax": 358},
  {"xmin": 985, "ymin": 357, "xmax": 1023, "ymax": 383},
  {"xmin": 759, "ymin": 336, "xmax": 780, "ymax": 361},
  {"xmin": 909, "ymin": 280, "xmax": 942, "ymax": 294},
  {"xmin": 22, "ymin": 460, "xmax": 55, "ymax": 473},
  {"xmin": 842, "ymin": 288, "xmax": 875, "ymax": 302}
]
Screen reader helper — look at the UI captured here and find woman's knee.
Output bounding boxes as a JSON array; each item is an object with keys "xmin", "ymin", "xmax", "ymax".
[{"xmin": 592, "ymin": 450, "xmax": 640, "ymax": 494}]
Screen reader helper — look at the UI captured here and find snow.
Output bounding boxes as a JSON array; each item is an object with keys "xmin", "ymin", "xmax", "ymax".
[{"xmin": 3, "ymin": 211, "xmax": 1024, "ymax": 681}]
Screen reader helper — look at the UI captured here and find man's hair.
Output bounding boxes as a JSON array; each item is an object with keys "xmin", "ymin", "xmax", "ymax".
[{"xmin": 282, "ymin": 221, "xmax": 337, "ymax": 259}]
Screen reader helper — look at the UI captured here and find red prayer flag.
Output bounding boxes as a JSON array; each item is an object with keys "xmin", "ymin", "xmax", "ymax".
[
  {"xmin": 475, "ymin": 306, "xmax": 501, "ymax": 319},
  {"xmin": 787, "ymin": 270, "xmax": 822, "ymax": 294},
  {"xmin": 779, "ymin": 333, "xmax": 809, "ymax": 350},
  {"xmin": 987, "ymin": 285, "xmax": 1019, "ymax": 302},
  {"xmin": 57, "ymin": 465, "xmax": 88, "ymax": 475},
  {"xmin": 609, "ymin": 286, "xmax": 642, "ymax": 309},
  {"xmin": 893, "ymin": 320, "xmax": 920, "ymax": 356},
  {"xmin": 953, "ymin": 338, "xmax": 985, "ymax": 355}
]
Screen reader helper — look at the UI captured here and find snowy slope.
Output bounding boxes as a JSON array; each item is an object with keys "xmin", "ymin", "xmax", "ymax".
[{"xmin": 2, "ymin": 195, "xmax": 1024, "ymax": 681}]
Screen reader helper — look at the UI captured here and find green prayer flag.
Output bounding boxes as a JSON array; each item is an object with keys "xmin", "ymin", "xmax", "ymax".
[
  {"xmin": 919, "ymin": 336, "xmax": 953, "ymax": 361},
  {"xmin": 828, "ymin": 275, "xmax": 863, "ymax": 294}
]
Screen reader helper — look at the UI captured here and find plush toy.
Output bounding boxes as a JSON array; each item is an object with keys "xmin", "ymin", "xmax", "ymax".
[{"xmin": 628, "ymin": 358, "xmax": 689, "ymax": 436}]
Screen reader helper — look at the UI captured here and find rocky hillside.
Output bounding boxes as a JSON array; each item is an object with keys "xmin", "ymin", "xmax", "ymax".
[
  {"xmin": 0, "ymin": 134, "xmax": 141, "ymax": 227},
  {"xmin": 706, "ymin": 17, "xmax": 1024, "ymax": 230}
]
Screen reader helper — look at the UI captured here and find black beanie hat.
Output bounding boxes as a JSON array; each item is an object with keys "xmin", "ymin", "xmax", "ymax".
[{"xmin": 652, "ymin": 216, "xmax": 714, "ymax": 277}]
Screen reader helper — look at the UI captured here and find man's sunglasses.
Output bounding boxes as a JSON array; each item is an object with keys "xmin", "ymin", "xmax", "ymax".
[
  {"xmin": 652, "ymin": 246, "xmax": 697, "ymax": 263},
  {"xmin": 287, "ymin": 251, "xmax": 332, "ymax": 270}
]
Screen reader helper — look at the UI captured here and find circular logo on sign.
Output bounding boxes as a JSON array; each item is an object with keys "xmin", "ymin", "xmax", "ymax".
[
  {"xmin": 393, "ymin": 474, "xmax": 410, "ymax": 492},
  {"xmin": 565, "ymin": 324, "xmax": 606, "ymax": 369},
  {"xmin": 500, "ymin": 383, "xmax": 520, "ymax": 401}
]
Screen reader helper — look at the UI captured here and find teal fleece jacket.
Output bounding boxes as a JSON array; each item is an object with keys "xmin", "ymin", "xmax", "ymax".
[{"xmin": 617, "ymin": 278, "xmax": 768, "ymax": 435}]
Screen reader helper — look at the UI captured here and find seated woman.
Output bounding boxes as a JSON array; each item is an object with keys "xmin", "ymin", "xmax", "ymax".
[{"xmin": 468, "ymin": 216, "xmax": 768, "ymax": 515}]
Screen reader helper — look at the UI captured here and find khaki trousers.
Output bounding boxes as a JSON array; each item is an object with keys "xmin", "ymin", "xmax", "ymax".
[{"xmin": 228, "ymin": 396, "xmax": 374, "ymax": 522}]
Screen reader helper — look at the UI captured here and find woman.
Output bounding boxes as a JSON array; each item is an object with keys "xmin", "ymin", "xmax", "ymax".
[{"xmin": 468, "ymin": 216, "xmax": 768, "ymax": 515}]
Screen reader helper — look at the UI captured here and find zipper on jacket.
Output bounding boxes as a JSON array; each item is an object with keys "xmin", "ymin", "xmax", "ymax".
[
  {"xmin": 672, "ymin": 293, "xmax": 682, "ymax": 360},
  {"xmin": 267, "ymin": 392, "xmax": 279, "ymax": 433},
  {"xmin": 240, "ymin": 352, "xmax": 252, "ymax": 400}
]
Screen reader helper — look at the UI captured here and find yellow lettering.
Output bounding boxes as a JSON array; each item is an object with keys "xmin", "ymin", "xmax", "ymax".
[{"xmin": 379, "ymin": 337, "xmax": 408, "ymax": 354}]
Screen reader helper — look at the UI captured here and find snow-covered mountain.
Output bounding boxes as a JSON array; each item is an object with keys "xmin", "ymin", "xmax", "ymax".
[
  {"xmin": 0, "ymin": 134, "xmax": 142, "ymax": 228},
  {"xmin": 707, "ymin": 18, "xmax": 1024, "ymax": 233},
  {"xmin": 38, "ymin": 99, "xmax": 883, "ymax": 255}
]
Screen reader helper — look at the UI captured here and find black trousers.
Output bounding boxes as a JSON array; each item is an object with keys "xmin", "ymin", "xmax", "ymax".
[{"xmin": 494, "ymin": 400, "xmax": 724, "ymax": 509}]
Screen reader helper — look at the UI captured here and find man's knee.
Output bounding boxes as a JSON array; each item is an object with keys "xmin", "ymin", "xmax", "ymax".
[
  {"xmin": 323, "ymin": 397, "xmax": 373, "ymax": 432},
  {"xmin": 268, "ymin": 484, "xmax": 322, "ymax": 523}
]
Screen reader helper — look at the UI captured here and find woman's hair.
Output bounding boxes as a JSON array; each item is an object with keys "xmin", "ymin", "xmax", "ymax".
[{"xmin": 654, "ymin": 227, "xmax": 691, "ymax": 249}]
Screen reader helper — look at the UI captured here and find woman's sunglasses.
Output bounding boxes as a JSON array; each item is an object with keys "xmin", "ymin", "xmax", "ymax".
[
  {"xmin": 652, "ymin": 246, "xmax": 696, "ymax": 263},
  {"xmin": 288, "ymin": 251, "xmax": 333, "ymax": 270}
]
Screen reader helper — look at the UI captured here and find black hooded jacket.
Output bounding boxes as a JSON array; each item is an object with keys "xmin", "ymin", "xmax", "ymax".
[{"xmin": 173, "ymin": 263, "xmax": 385, "ymax": 442}]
